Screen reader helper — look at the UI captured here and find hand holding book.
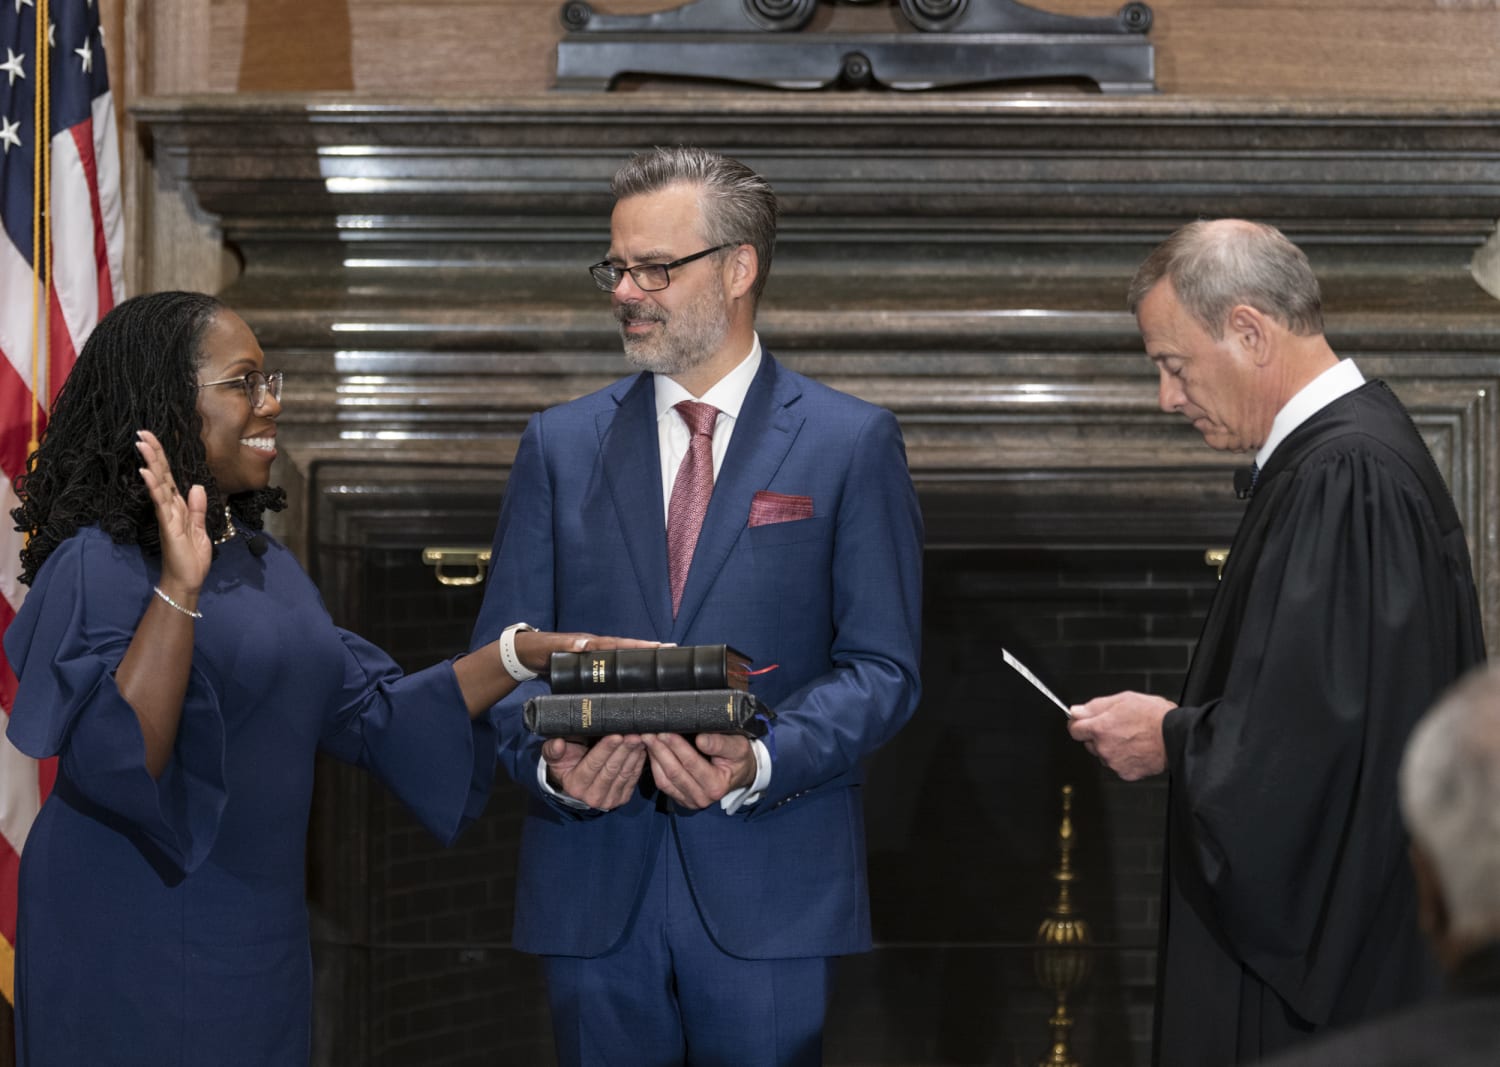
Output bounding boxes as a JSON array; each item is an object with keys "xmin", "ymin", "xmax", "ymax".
[
  {"xmin": 542, "ymin": 734, "xmax": 648, "ymax": 812},
  {"xmin": 643, "ymin": 731, "xmax": 759, "ymax": 811}
]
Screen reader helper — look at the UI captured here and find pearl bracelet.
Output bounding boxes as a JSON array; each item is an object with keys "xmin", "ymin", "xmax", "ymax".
[
  {"xmin": 499, "ymin": 621, "xmax": 538, "ymax": 681},
  {"xmin": 153, "ymin": 585, "xmax": 202, "ymax": 620}
]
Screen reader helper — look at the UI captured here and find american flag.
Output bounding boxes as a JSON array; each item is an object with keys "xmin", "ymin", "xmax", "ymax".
[{"xmin": 0, "ymin": 0, "xmax": 124, "ymax": 1001}]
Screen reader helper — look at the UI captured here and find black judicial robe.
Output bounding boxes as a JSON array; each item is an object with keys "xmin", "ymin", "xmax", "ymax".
[{"xmin": 1155, "ymin": 380, "xmax": 1487, "ymax": 1066}]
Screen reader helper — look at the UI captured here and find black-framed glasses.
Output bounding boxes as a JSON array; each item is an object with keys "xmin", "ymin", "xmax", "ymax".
[
  {"xmin": 589, "ymin": 245, "xmax": 730, "ymax": 293},
  {"xmin": 198, "ymin": 369, "xmax": 284, "ymax": 409}
]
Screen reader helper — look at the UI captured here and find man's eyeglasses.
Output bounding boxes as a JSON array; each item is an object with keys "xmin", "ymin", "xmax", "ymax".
[
  {"xmin": 198, "ymin": 369, "xmax": 284, "ymax": 409},
  {"xmin": 589, "ymin": 245, "xmax": 730, "ymax": 293}
]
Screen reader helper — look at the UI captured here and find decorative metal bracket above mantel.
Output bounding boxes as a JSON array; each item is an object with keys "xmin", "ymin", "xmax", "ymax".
[{"xmin": 555, "ymin": 0, "xmax": 1155, "ymax": 92}]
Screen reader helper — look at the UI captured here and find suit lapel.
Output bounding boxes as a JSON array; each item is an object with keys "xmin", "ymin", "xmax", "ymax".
[
  {"xmin": 599, "ymin": 373, "xmax": 674, "ymax": 637},
  {"xmin": 673, "ymin": 354, "xmax": 804, "ymax": 638}
]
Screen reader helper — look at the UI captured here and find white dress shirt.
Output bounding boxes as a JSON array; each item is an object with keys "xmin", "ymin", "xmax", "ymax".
[
  {"xmin": 653, "ymin": 335, "xmax": 762, "ymax": 517},
  {"xmin": 1256, "ymin": 358, "xmax": 1366, "ymax": 470}
]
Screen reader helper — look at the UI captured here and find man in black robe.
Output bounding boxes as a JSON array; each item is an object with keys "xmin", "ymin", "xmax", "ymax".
[
  {"xmin": 1256, "ymin": 664, "xmax": 1500, "ymax": 1067},
  {"xmin": 1067, "ymin": 218, "xmax": 1487, "ymax": 1066}
]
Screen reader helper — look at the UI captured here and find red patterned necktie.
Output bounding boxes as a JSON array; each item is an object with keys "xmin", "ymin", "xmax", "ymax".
[{"xmin": 667, "ymin": 400, "xmax": 719, "ymax": 616}]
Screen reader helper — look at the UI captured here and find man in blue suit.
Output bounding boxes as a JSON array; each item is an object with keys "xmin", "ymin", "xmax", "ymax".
[{"xmin": 471, "ymin": 146, "xmax": 923, "ymax": 1066}]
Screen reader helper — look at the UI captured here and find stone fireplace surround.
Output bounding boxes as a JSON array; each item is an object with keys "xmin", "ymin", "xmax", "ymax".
[{"xmin": 134, "ymin": 94, "xmax": 1500, "ymax": 1065}]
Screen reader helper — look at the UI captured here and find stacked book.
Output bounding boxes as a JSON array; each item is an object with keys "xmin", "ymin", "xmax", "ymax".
[{"xmin": 524, "ymin": 644, "xmax": 773, "ymax": 738}]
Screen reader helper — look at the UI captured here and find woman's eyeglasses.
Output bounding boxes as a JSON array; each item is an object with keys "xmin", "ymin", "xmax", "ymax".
[{"xmin": 198, "ymin": 369, "xmax": 284, "ymax": 409}]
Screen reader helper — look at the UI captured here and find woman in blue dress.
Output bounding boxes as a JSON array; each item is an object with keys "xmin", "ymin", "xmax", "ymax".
[{"xmin": 3, "ymin": 291, "xmax": 648, "ymax": 1065}]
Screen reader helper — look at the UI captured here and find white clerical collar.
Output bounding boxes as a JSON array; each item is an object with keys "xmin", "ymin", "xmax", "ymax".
[
  {"xmin": 1256, "ymin": 358, "xmax": 1365, "ymax": 469},
  {"xmin": 653, "ymin": 334, "xmax": 763, "ymax": 420}
]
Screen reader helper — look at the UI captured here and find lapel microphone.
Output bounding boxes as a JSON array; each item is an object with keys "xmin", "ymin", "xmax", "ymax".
[
  {"xmin": 1233, "ymin": 466, "xmax": 1254, "ymax": 500},
  {"xmin": 224, "ymin": 504, "xmax": 269, "ymax": 556}
]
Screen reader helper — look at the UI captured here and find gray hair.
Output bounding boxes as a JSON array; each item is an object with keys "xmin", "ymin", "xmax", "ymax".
[
  {"xmin": 1127, "ymin": 219, "xmax": 1324, "ymax": 339},
  {"xmin": 1399, "ymin": 666, "xmax": 1500, "ymax": 940},
  {"xmin": 610, "ymin": 146, "xmax": 778, "ymax": 308}
]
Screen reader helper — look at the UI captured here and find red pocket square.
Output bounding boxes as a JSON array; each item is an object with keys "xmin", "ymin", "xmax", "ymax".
[{"xmin": 749, "ymin": 491, "xmax": 815, "ymax": 527}]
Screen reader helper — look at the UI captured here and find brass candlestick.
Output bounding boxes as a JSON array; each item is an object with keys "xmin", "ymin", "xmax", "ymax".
[{"xmin": 1035, "ymin": 784, "xmax": 1092, "ymax": 1067}]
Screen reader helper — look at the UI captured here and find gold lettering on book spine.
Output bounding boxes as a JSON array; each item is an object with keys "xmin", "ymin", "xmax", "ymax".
[
  {"xmin": 591, "ymin": 657, "xmax": 606, "ymax": 684},
  {"xmin": 725, "ymin": 696, "xmax": 734, "ymax": 724},
  {"xmin": 581, "ymin": 698, "xmax": 593, "ymax": 729}
]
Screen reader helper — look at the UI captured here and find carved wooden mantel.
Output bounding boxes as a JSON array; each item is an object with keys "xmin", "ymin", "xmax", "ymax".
[{"xmin": 133, "ymin": 94, "xmax": 1500, "ymax": 640}]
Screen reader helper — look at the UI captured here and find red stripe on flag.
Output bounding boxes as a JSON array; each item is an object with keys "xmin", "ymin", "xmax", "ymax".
[
  {"xmin": 35, "ymin": 756, "xmax": 56, "ymax": 802},
  {"xmin": 0, "ymin": 836, "xmax": 19, "ymax": 945},
  {"xmin": 0, "ymin": 598, "xmax": 16, "ymax": 713},
  {"xmin": 69, "ymin": 120, "xmax": 117, "ymax": 323},
  {"xmin": 0, "ymin": 349, "xmax": 44, "ymax": 480},
  {"xmin": 45, "ymin": 291, "xmax": 79, "ymax": 408}
]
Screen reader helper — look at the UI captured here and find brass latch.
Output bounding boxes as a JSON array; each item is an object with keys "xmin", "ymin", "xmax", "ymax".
[
  {"xmin": 421, "ymin": 546, "xmax": 491, "ymax": 587},
  {"xmin": 1204, "ymin": 548, "xmax": 1230, "ymax": 581}
]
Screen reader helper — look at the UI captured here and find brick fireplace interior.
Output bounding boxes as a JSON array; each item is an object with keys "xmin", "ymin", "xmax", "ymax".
[{"xmin": 138, "ymin": 93, "xmax": 1500, "ymax": 1066}]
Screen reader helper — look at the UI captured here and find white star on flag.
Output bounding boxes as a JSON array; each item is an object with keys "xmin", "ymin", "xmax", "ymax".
[{"xmin": 0, "ymin": 48, "xmax": 22, "ymax": 86}]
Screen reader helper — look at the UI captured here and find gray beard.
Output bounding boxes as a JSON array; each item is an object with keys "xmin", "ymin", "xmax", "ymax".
[{"xmin": 617, "ymin": 295, "xmax": 729, "ymax": 377}]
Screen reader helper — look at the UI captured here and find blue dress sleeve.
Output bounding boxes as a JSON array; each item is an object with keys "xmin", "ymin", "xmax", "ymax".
[
  {"xmin": 2, "ymin": 532, "xmax": 228, "ymax": 876},
  {"xmin": 317, "ymin": 627, "xmax": 497, "ymax": 844}
]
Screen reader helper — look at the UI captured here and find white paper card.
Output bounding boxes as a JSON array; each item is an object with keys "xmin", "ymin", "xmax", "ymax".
[{"xmin": 1002, "ymin": 649, "xmax": 1072, "ymax": 718}]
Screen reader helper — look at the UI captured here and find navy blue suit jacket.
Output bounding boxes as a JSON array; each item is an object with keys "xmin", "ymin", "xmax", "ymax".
[{"xmin": 472, "ymin": 352, "xmax": 923, "ymax": 960}]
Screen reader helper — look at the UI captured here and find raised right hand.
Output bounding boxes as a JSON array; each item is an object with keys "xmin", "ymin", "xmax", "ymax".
[{"xmin": 136, "ymin": 429, "xmax": 211, "ymax": 597}]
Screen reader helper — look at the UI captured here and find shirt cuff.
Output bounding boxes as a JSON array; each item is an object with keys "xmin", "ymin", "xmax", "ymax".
[
  {"xmin": 719, "ymin": 738, "xmax": 772, "ymax": 815},
  {"xmin": 536, "ymin": 757, "xmax": 592, "ymax": 811}
]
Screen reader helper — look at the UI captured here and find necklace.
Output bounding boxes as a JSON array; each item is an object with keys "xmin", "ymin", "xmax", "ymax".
[{"xmin": 214, "ymin": 505, "xmax": 237, "ymax": 546}]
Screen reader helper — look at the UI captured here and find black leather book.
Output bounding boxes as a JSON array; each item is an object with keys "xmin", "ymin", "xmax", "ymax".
[
  {"xmin": 548, "ymin": 644, "xmax": 751, "ymax": 694},
  {"xmin": 523, "ymin": 689, "xmax": 772, "ymax": 738}
]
